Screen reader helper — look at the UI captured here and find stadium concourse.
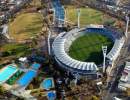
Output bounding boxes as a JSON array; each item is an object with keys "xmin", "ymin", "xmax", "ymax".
[{"xmin": 52, "ymin": 25, "xmax": 125, "ymax": 78}]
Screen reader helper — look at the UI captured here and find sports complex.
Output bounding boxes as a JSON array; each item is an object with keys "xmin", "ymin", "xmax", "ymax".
[
  {"xmin": 52, "ymin": 26, "xmax": 125, "ymax": 77},
  {"xmin": 51, "ymin": 0, "xmax": 125, "ymax": 78}
]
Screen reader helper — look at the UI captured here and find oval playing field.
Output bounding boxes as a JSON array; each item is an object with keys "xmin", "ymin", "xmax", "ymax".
[{"xmin": 69, "ymin": 33, "xmax": 113, "ymax": 65}]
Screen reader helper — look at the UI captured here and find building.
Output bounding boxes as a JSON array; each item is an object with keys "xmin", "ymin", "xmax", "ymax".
[
  {"xmin": 98, "ymin": 0, "xmax": 121, "ymax": 5},
  {"xmin": 118, "ymin": 62, "xmax": 130, "ymax": 91},
  {"xmin": 0, "ymin": 24, "xmax": 10, "ymax": 39},
  {"xmin": 52, "ymin": 25, "xmax": 124, "ymax": 79}
]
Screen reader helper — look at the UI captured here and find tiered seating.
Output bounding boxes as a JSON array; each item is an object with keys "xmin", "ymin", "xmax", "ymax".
[
  {"xmin": 52, "ymin": 0, "xmax": 65, "ymax": 25},
  {"xmin": 86, "ymin": 28, "xmax": 116, "ymax": 41},
  {"xmin": 52, "ymin": 29, "xmax": 98, "ymax": 75},
  {"xmin": 106, "ymin": 37, "xmax": 125, "ymax": 61}
]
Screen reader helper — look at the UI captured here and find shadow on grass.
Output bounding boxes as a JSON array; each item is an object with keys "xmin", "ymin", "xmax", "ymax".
[
  {"xmin": 84, "ymin": 51, "xmax": 103, "ymax": 65},
  {"xmin": 69, "ymin": 41, "xmax": 112, "ymax": 53}
]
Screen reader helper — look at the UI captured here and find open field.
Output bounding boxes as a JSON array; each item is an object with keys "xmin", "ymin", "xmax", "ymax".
[
  {"xmin": 65, "ymin": 6, "xmax": 115, "ymax": 27},
  {"xmin": 9, "ymin": 13, "xmax": 43, "ymax": 41},
  {"xmin": 1, "ymin": 43, "xmax": 31, "ymax": 58},
  {"xmin": 69, "ymin": 33, "xmax": 114, "ymax": 65}
]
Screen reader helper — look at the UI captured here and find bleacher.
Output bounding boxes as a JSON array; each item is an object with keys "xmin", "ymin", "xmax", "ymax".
[
  {"xmin": 106, "ymin": 37, "xmax": 125, "ymax": 61},
  {"xmin": 85, "ymin": 27, "xmax": 125, "ymax": 61},
  {"xmin": 85, "ymin": 28, "xmax": 116, "ymax": 41},
  {"xmin": 52, "ymin": 0, "xmax": 65, "ymax": 26},
  {"xmin": 52, "ymin": 28, "xmax": 98, "ymax": 75}
]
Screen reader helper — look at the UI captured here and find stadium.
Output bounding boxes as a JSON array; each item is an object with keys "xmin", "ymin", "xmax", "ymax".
[{"xmin": 52, "ymin": 25, "xmax": 125, "ymax": 78}]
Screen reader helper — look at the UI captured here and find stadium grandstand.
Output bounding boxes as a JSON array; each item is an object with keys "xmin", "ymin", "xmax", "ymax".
[
  {"xmin": 52, "ymin": 0, "xmax": 65, "ymax": 27},
  {"xmin": 52, "ymin": 25, "xmax": 125, "ymax": 78}
]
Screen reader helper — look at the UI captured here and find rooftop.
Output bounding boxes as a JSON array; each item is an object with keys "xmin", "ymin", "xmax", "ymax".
[{"xmin": 118, "ymin": 62, "xmax": 130, "ymax": 90}]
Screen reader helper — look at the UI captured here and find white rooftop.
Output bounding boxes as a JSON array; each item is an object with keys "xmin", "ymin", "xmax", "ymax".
[{"xmin": 118, "ymin": 62, "xmax": 130, "ymax": 90}]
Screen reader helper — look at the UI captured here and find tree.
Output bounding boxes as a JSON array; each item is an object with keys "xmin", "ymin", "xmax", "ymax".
[
  {"xmin": 92, "ymin": 95, "xmax": 100, "ymax": 100},
  {"xmin": 0, "ymin": 86, "xmax": 5, "ymax": 94},
  {"xmin": 104, "ymin": 19, "xmax": 115, "ymax": 26},
  {"xmin": 29, "ymin": 84, "xmax": 34, "ymax": 90}
]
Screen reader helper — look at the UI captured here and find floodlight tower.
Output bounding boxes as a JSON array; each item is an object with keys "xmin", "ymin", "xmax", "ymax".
[
  {"xmin": 102, "ymin": 46, "xmax": 107, "ymax": 73},
  {"xmin": 125, "ymin": 14, "xmax": 129, "ymax": 38},
  {"xmin": 77, "ymin": 8, "xmax": 81, "ymax": 28}
]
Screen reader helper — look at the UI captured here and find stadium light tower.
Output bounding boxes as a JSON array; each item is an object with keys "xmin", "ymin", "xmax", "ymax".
[
  {"xmin": 125, "ymin": 15, "xmax": 129, "ymax": 38},
  {"xmin": 77, "ymin": 8, "xmax": 80, "ymax": 28},
  {"xmin": 102, "ymin": 46, "xmax": 107, "ymax": 73},
  {"xmin": 48, "ymin": 30, "xmax": 51, "ymax": 55}
]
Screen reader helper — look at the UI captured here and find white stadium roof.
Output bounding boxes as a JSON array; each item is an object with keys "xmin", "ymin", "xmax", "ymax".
[{"xmin": 52, "ymin": 29, "xmax": 98, "ymax": 73}]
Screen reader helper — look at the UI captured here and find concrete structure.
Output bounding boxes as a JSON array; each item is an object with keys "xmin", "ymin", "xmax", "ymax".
[
  {"xmin": 52, "ymin": 25, "xmax": 124, "ymax": 78},
  {"xmin": 125, "ymin": 15, "xmax": 129, "ymax": 38},
  {"xmin": 102, "ymin": 46, "xmax": 107, "ymax": 73},
  {"xmin": 77, "ymin": 8, "xmax": 80, "ymax": 28},
  {"xmin": 118, "ymin": 62, "xmax": 130, "ymax": 91},
  {"xmin": 0, "ymin": 24, "xmax": 10, "ymax": 39}
]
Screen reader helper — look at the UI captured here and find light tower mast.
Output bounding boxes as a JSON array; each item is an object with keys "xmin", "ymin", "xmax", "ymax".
[
  {"xmin": 77, "ymin": 8, "xmax": 81, "ymax": 28},
  {"xmin": 102, "ymin": 46, "xmax": 107, "ymax": 73},
  {"xmin": 125, "ymin": 14, "xmax": 129, "ymax": 38}
]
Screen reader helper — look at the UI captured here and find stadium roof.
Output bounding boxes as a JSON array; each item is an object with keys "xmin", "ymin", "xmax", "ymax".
[{"xmin": 52, "ymin": 28, "xmax": 98, "ymax": 74}]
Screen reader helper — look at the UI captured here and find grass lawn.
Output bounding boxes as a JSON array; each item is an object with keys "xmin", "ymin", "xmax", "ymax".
[
  {"xmin": 9, "ymin": 13, "xmax": 43, "ymax": 41},
  {"xmin": 69, "ymin": 33, "xmax": 114, "ymax": 65},
  {"xmin": 1, "ymin": 43, "xmax": 31, "ymax": 58},
  {"xmin": 66, "ymin": 6, "xmax": 114, "ymax": 27}
]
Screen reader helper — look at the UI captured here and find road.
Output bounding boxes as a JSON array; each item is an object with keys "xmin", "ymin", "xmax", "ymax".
[{"xmin": 103, "ymin": 34, "xmax": 130, "ymax": 100}]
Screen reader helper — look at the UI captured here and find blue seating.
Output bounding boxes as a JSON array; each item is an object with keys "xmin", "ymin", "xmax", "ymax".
[
  {"xmin": 52, "ymin": 0, "xmax": 65, "ymax": 25},
  {"xmin": 85, "ymin": 28, "xmax": 115, "ymax": 41}
]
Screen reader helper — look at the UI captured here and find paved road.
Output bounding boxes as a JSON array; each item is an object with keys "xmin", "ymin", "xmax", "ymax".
[{"xmin": 103, "ymin": 34, "xmax": 130, "ymax": 100}]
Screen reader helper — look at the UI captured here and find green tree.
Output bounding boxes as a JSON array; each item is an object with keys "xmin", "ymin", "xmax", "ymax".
[
  {"xmin": 29, "ymin": 84, "xmax": 34, "ymax": 90},
  {"xmin": 92, "ymin": 95, "xmax": 100, "ymax": 100},
  {"xmin": 0, "ymin": 86, "xmax": 5, "ymax": 94}
]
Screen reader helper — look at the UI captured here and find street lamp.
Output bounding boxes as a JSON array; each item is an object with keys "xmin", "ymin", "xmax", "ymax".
[
  {"xmin": 125, "ymin": 14, "xmax": 129, "ymax": 38},
  {"xmin": 77, "ymin": 8, "xmax": 80, "ymax": 28},
  {"xmin": 102, "ymin": 46, "xmax": 107, "ymax": 73}
]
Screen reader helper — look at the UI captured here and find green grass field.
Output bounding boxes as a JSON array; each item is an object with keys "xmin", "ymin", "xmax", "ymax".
[
  {"xmin": 9, "ymin": 13, "xmax": 43, "ymax": 41},
  {"xmin": 66, "ymin": 6, "xmax": 115, "ymax": 27},
  {"xmin": 1, "ymin": 43, "xmax": 31, "ymax": 58},
  {"xmin": 69, "ymin": 33, "xmax": 114, "ymax": 65}
]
